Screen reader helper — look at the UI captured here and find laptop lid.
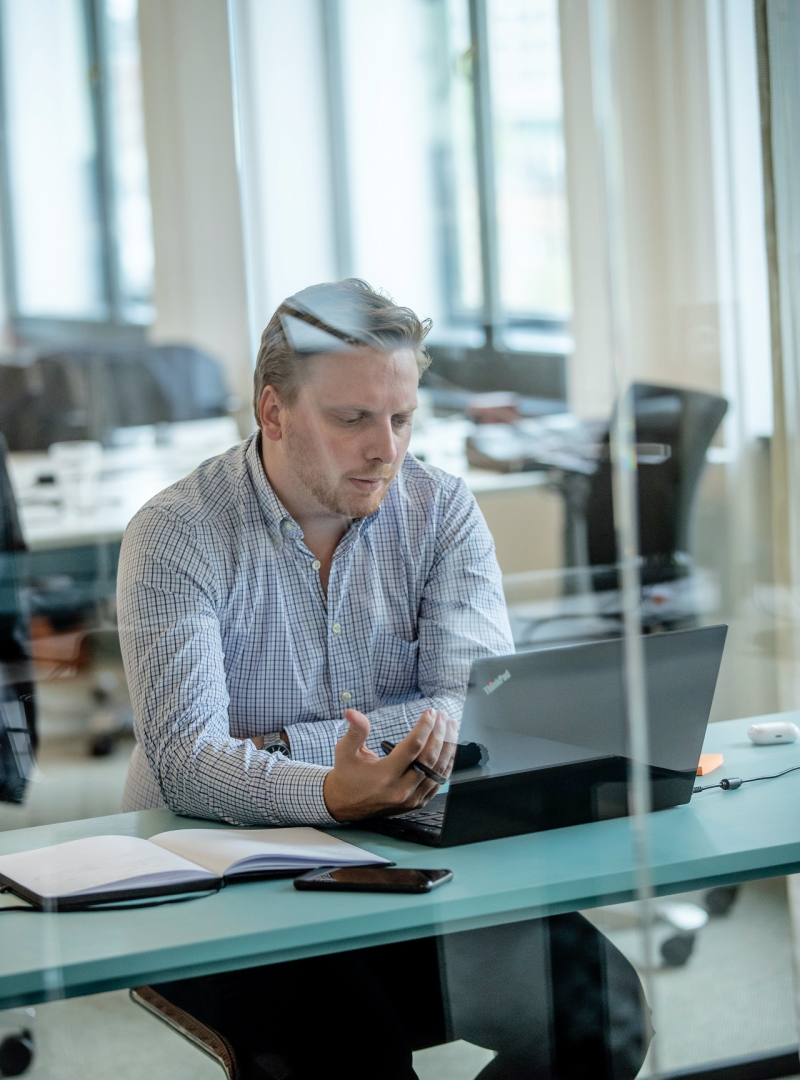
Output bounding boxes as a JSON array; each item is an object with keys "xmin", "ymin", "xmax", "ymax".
[{"xmin": 438, "ymin": 624, "xmax": 727, "ymax": 843}]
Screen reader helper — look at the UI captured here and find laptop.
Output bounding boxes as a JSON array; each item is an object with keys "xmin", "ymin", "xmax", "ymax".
[{"xmin": 364, "ymin": 624, "xmax": 727, "ymax": 847}]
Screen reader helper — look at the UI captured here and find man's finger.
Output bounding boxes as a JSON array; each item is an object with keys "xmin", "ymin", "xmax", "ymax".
[
  {"xmin": 431, "ymin": 714, "xmax": 458, "ymax": 779},
  {"xmin": 402, "ymin": 776, "xmax": 439, "ymax": 810},
  {"xmin": 386, "ymin": 709, "xmax": 437, "ymax": 774},
  {"xmin": 416, "ymin": 711, "xmax": 447, "ymax": 772}
]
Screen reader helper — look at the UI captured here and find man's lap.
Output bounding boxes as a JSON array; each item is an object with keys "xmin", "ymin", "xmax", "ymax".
[{"xmin": 153, "ymin": 913, "xmax": 651, "ymax": 1080}]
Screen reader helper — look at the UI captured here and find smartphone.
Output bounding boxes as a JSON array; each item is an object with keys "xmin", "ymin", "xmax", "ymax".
[{"xmin": 294, "ymin": 866, "xmax": 453, "ymax": 893}]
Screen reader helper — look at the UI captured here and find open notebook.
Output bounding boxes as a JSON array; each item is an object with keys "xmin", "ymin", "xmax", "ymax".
[{"xmin": 0, "ymin": 827, "xmax": 390, "ymax": 911}]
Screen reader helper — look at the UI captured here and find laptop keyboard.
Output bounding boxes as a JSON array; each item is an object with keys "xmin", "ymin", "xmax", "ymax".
[{"xmin": 395, "ymin": 794, "xmax": 447, "ymax": 830}]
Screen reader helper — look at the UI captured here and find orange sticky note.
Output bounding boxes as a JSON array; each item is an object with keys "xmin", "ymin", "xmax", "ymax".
[{"xmin": 697, "ymin": 753, "xmax": 723, "ymax": 776}]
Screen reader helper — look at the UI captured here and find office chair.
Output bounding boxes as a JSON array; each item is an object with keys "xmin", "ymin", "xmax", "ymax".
[
  {"xmin": 5, "ymin": 350, "xmax": 173, "ymax": 450},
  {"xmin": 0, "ymin": 345, "xmax": 233, "ymax": 453},
  {"xmin": 141, "ymin": 345, "xmax": 233, "ymax": 421},
  {"xmin": 0, "ymin": 434, "xmax": 38, "ymax": 1076},
  {"xmin": 583, "ymin": 383, "xmax": 728, "ymax": 598},
  {"xmin": 0, "ymin": 433, "xmax": 38, "ymax": 805},
  {"xmin": 510, "ymin": 383, "xmax": 728, "ymax": 648}
]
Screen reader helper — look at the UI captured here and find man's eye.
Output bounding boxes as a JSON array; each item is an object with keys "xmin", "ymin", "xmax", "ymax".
[{"xmin": 393, "ymin": 416, "xmax": 412, "ymax": 427}]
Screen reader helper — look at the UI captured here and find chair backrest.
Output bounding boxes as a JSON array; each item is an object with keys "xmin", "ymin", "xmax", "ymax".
[
  {"xmin": 141, "ymin": 345, "xmax": 231, "ymax": 421},
  {"xmin": 0, "ymin": 346, "xmax": 231, "ymax": 451},
  {"xmin": 0, "ymin": 350, "xmax": 173, "ymax": 450},
  {"xmin": 0, "ymin": 434, "xmax": 38, "ymax": 804},
  {"xmin": 584, "ymin": 383, "xmax": 728, "ymax": 589}
]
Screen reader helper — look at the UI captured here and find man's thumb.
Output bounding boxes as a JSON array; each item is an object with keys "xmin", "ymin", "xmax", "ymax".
[{"xmin": 340, "ymin": 708, "xmax": 369, "ymax": 753}]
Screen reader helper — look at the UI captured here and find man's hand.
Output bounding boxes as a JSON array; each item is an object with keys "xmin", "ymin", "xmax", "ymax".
[{"xmin": 322, "ymin": 707, "xmax": 458, "ymax": 823}]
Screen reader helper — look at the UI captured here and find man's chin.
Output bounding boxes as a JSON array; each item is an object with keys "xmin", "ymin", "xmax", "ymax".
[{"xmin": 338, "ymin": 483, "xmax": 391, "ymax": 519}]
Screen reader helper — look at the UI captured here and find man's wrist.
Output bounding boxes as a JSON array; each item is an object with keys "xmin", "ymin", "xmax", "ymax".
[
  {"xmin": 263, "ymin": 735, "xmax": 291, "ymax": 758},
  {"xmin": 322, "ymin": 770, "xmax": 349, "ymax": 823}
]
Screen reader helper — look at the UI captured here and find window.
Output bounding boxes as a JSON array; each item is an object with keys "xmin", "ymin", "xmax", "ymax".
[
  {"xmin": 430, "ymin": 0, "xmax": 570, "ymax": 332},
  {"xmin": 0, "ymin": 0, "xmax": 154, "ymax": 330},
  {"xmin": 233, "ymin": 0, "xmax": 571, "ymax": 356},
  {"xmin": 340, "ymin": 0, "xmax": 571, "ymax": 340}
]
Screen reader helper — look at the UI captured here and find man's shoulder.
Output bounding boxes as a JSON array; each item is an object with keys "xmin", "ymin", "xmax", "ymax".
[
  {"xmin": 395, "ymin": 453, "xmax": 471, "ymax": 507},
  {"xmin": 390, "ymin": 453, "xmax": 477, "ymax": 524},
  {"xmin": 129, "ymin": 438, "xmax": 253, "ymax": 537},
  {"xmin": 379, "ymin": 455, "xmax": 479, "ymax": 545}
]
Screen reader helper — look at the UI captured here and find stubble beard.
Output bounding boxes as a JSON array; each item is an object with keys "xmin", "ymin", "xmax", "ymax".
[{"xmin": 283, "ymin": 422, "xmax": 396, "ymax": 520}]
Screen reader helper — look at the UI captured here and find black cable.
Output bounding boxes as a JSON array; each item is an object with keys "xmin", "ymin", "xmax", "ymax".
[{"xmin": 693, "ymin": 763, "xmax": 800, "ymax": 794}]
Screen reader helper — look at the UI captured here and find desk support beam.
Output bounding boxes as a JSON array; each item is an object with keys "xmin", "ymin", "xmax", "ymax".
[{"xmin": 663, "ymin": 1048, "xmax": 800, "ymax": 1080}]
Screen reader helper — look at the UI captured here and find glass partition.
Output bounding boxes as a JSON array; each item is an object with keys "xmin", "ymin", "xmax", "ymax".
[{"xmin": 0, "ymin": 1, "xmax": 798, "ymax": 1079}]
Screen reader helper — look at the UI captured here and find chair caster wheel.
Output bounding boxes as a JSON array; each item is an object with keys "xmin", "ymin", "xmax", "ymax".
[
  {"xmin": 90, "ymin": 733, "xmax": 115, "ymax": 757},
  {"xmin": 704, "ymin": 885, "xmax": 738, "ymax": 917},
  {"xmin": 0, "ymin": 1030, "xmax": 34, "ymax": 1076},
  {"xmin": 660, "ymin": 932, "xmax": 695, "ymax": 967}
]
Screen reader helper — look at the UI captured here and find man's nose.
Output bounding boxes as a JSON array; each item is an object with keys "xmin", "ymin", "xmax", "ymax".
[{"xmin": 365, "ymin": 418, "xmax": 398, "ymax": 463}]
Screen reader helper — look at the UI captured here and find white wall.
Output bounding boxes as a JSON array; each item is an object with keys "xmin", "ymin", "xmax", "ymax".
[{"xmin": 137, "ymin": 0, "xmax": 253, "ymax": 432}]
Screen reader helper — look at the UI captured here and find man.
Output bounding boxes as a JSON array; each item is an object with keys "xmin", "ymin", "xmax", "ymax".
[{"xmin": 118, "ymin": 279, "xmax": 649, "ymax": 1080}]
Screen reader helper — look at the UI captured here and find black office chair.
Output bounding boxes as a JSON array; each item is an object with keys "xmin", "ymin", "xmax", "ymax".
[
  {"xmin": 510, "ymin": 383, "xmax": 728, "ymax": 649},
  {"xmin": 0, "ymin": 344, "xmax": 233, "ymax": 453},
  {"xmin": 141, "ymin": 344, "xmax": 233, "ymax": 421},
  {"xmin": 582, "ymin": 383, "xmax": 729, "ymax": 598},
  {"xmin": 0, "ymin": 434, "xmax": 38, "ymax": 806},
  {"xmin": 0, "ymin": 435, "xmax": 38, "ymax": 1080}
]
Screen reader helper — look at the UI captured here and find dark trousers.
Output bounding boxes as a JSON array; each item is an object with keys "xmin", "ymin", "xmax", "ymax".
[{"xmin": 155, "ymin": 912, "xmax": 651, "ymax": 1080}]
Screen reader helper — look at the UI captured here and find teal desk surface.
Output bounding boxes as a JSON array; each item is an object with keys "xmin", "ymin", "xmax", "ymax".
[{"xmin": 1, "ymin": 715, "xmax": 799, "ymax": 1010}]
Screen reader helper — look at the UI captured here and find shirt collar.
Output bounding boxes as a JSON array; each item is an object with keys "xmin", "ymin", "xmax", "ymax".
[{"xmin": 245, "ymin": 433, "xmax": 300, "ymax": 543}]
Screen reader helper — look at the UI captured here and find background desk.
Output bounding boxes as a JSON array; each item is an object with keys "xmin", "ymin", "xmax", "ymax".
[
  {"xmin": 8, "ymin": 418, "xmax": 552, "ymax": 574},
  {"xmin": 8, "ymin": 418, "xmax": 242, "ymax": 552},
  {"xmin": 0, "ymin": 716, "xmax": 799, "ymax": 1012}
]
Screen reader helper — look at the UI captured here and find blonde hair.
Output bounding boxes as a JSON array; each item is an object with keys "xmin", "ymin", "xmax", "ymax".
[{"xmin": 253, "ymin": 278, "xmax": 432, "ymax": 424}]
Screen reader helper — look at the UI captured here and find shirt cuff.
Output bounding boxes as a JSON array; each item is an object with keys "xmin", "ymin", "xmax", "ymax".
[
  {"xmin": 266, "ymin": 759, "xmax": 338, "ymax": 826},
  {"xmin": 283, "ymin": 718, "xmax": 346, "ymax": 768}
]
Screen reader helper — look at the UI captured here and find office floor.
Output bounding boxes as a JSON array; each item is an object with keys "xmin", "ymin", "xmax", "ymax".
[{"xmin": 0, "ymin": 677, "xmax": 798, "ymax": 1080}]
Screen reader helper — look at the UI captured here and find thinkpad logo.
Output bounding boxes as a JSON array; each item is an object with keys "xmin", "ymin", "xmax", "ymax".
[{"xmin": 482, "ymin": 669, "xmax": 511, "ymax": 696}]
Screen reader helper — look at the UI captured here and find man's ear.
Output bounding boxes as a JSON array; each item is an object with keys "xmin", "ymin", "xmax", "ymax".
[{"xmin": 259, "ymin": 385, "xmax": 285, "ymax": 442}]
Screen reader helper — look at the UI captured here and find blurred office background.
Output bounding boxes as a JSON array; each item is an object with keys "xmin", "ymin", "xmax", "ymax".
[{"xmin": 0, "ymin": 0, "xmax": 799, "ymax": 1078}]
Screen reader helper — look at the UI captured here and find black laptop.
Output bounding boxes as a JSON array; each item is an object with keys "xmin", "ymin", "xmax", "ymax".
[{"xmin": 364, "ymin": 624, "xmax": 727, "ymax": 847}]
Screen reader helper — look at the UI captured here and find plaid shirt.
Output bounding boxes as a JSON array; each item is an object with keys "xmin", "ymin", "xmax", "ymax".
[{"xmin": 118, "ymin": 434, "xmax": 513, "ymax": 825}]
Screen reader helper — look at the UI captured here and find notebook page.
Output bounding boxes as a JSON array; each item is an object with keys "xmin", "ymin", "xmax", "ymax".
[
  {"xmin": 149, "ymin": 827, "xmax": 390, "ymax": 878},
  {"xmin": 0, "ymin": 835, "xmax": 214, "ymax": 899}
]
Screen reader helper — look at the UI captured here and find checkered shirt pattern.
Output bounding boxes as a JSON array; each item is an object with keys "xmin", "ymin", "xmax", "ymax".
[{"xmin": 118, "ymin": 433, "xmax": 513, "ymax": 826}]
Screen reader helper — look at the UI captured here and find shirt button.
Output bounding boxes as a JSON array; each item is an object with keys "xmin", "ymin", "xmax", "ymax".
[
  {"xmin": 312, "ymin": 559, "xmax": 321, "ymax": 570},
  {"xmin": 332, "ymin": 623, "xmax": 342, "ymax": 635},
  {"xmin": 283, "ymin": 521, "xmax": 294, "ymax": 530},
  {"xmin": 340, "ymin": 690, "xmax": 352, "ymax": 703}
]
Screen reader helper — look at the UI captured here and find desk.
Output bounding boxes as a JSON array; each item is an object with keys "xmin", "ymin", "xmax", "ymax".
[
  {"xmin": 8, "ymin": 418, "xmax": 242, "ymax": 552},
  {"xmin": 0, "ymin": 715, "xmax": 799, "ymax": 1012}
]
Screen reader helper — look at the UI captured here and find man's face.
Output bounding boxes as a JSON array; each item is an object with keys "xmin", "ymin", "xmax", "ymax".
[{"xmin": 274, "ymin": 346, "xmax": 419, "ymax": 521}]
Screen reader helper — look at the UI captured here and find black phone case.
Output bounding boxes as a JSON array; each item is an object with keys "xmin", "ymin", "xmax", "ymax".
[{"xmin": 294, "ymin": 868, "xmax": 452, "ymax": 894}]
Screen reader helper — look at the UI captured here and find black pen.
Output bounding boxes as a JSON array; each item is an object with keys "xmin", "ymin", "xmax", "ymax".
[{"xmin": 380, "ymin": 740, "xmax": 448, "ymax": 785}]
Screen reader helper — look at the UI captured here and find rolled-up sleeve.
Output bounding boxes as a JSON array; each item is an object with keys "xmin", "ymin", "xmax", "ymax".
[{"xmin": 118, "ymin": 506, "xmax": 336, "ymax": 826}]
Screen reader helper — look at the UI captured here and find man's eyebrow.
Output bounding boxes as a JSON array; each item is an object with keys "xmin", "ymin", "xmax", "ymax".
[{"xmin": 329, "ymin": 403, "xmax": 419, "ymax": 414}]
